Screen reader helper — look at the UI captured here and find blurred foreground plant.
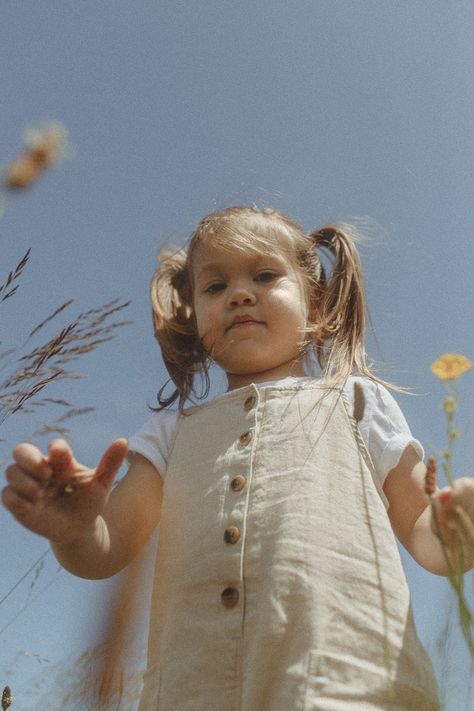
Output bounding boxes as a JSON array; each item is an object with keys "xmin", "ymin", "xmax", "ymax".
[
  {"xmin": 1, "ymin": 687, "xmax": 12, "ymax": 710},
  {"xmin": 428, "ymin": 353, "xmax": 474, "ymax": 657},
  {"xmin": 1, "ymin": 122, "xmax": 70, "ymax": 215}
]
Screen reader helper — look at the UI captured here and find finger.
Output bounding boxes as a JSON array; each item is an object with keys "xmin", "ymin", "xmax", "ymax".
[
  {"xmin": 2, "ymin": 485, "xmax": 33, "ymax": 515},
  {"xmin": 450, "ymin": 479, "xmax": 474, "ymax": 518},
  {"xmin": 95, "ymin": 439, "xmax": 128, "ymax": 491},
  {"xmin": 5, "ymin": 465, "xmax": 43, "ymax": 502},
  {"xmin": 438, "ymin": 488, "xmax": 453, "ymax": 506},
  {"xmin": 436, "ymin": 488, "xmax": 453, "ymax": 521},
  {"xmin": 47, "ymin": 439, "xmax": 77, "ymax": 478},
  {"xmin": 454, "ymin": 505, "xmax": 474, "ymax": 547},
  {"xmin": 12, "ymin": 442, "xmax": 51, "ymax": 481}
]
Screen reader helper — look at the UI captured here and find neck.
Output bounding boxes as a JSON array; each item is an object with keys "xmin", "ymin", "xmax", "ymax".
[{"xmin": 226, "ymin": 359, "xmax": 306, "ymax": 391}]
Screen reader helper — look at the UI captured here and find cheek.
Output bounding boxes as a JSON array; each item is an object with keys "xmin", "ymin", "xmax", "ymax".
[
  {"xmin": 194, "ymin": 310, "xmax": 207, "ymax": 340},
  {"xmin": 270, "ymin": 285, "xmax": 307, "ymax": 323},
  {"xmin": 194, "ymin": 302, "xmax": 219, "ymax": 346}
]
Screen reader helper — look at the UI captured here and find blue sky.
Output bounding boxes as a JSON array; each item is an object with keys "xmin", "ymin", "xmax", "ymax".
[{"xmin": 1, "ymin": 2, "xmax": 473, "ymax": 708}]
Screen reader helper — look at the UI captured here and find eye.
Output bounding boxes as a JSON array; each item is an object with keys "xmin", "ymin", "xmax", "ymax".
[
  {"xmin": 204, "ymin": 281, "xmax": 226, "ymax": 294},
  {"xmin": 255, "ymin": 270, "xmax": 277, "ymax": 283}
]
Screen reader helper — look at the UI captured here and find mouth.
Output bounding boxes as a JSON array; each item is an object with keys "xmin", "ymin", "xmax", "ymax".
[{"xmin": 226, "ymin": 316, "xmax": 263, "ymax": 331}]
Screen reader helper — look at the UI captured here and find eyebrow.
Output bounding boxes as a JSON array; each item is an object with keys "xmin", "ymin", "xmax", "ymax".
[{"xmin": 195, "ymin": 263, "xmax": 225, "ymax": 282}]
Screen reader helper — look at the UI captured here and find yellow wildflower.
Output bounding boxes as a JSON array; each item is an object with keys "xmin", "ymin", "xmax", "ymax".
[{"xmin": 430, "ymin": 353, "xmax": 473, "ymax": 381}]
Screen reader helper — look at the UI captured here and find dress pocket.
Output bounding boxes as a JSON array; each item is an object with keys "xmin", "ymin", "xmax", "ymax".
[{"xmin": 304, "ymin": 650, "xmax": 440, "ymax": 711}]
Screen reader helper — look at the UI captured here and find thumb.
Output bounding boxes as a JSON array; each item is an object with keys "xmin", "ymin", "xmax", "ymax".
[{"xmin": 95, "ymin": 439, "xmax": 129, "ymax": 491}]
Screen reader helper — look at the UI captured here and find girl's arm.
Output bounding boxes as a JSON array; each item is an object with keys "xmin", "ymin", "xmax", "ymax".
[
  {"xmin": 3, "ymin": 440, "xmax": 163, "ymax": 580},
  {"xmin": 383, "ymin": 445, "xmax": 474, "ymax": 575}
]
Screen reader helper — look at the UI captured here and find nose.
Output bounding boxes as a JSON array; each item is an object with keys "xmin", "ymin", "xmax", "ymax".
[{"xmin": 228, "ymin": 281, "xmax": 256, "ymax": 307}]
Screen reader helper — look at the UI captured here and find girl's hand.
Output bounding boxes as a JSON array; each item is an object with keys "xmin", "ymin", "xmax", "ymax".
[
  {"xmin": 431, "ymin": 477, "xmax": 474, "ymax": 558},
  {"xmin": 2, "ymin": 438, "xmax": 128, "ymax": 544}
]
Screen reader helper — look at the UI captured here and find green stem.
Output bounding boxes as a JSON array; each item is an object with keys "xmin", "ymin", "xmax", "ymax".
[
  {"xmin": 440, "ymin": 380, "xmax": 473, "ymax": 656},
  {"xmin": 441, "ymin": 383, "xmax": 457, "ymax": 487}
]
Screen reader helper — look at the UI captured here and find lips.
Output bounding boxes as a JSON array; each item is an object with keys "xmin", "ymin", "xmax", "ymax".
[{"xmin": 227, "ymin": 314, "xmax": 263, "ymax": 331}]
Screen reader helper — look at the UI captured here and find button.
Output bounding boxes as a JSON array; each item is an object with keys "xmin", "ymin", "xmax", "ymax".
[
  {"xmin": 224, "ymin": 526, "xmax": 240, "ymax": 544},
  {"xmin": 230, "ymin": 475, "xmax": 246, "ymax": 492},
  {"xmin": 221, "ymin": 586, "xmax": 239, "ymax": 608},
  {"xmin": 244, "ymin": 395, "xmax": 256, "ymax": 411},
  {"xmin": 239, "ymin": 431, "xmax": 252, "ymax": 446}
]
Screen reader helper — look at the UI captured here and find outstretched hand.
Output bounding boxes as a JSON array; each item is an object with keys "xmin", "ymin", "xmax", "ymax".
[
  {"xmin": 431, "ymin": 477, "xmax": 474, "ymax": 565},
  {"xmin": 2, "ymin": 438, "xmax": 128, "ymax": 544}
]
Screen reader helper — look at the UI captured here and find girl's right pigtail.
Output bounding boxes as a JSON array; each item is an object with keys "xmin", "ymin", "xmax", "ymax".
[
  {"xmin": 150, "ymin": 250, "xmax": 207, "ymax": 410},
  {"xmin": 310, "ymin": 224, "xmax": 370, "ymax": 383}
]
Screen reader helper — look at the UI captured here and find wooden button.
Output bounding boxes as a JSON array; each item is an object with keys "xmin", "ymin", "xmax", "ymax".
[
  {"xmin": 224, "ymin": 526, "xmax": 240, "ymax": 544},
  {"xmin": 244, "ymin": 395, "xmax": 256, "ymax": 411},
  {"xmin": 221, "ymin": 586, "xmax": 239, "ymax": 608},
  {"xmin": 239, "ymin": 431, "xmax": 252, "ymax": 446},
  {"xmin": 230, "ymin": 475, "xmax": 246, "ymax": 492}
]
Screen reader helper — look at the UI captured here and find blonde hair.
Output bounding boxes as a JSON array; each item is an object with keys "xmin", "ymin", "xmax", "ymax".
[{"xmin": 151, "ymin": 205, "xmax": 388, "ymax": 410}]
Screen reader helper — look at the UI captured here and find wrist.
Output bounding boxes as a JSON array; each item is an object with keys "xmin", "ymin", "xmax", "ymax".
[
  {"xmin": 51, "ymin": 515, "xmax": 105, "ymax": 547},
  {"xmin": 50, "ymin": 516, "xmax": 113, "ymax": 578}
]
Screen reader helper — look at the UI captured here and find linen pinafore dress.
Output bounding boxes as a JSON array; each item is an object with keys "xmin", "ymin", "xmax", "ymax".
[{"xmin": 138, "ymin": 382, "xmax": 440, "ymax": 710}]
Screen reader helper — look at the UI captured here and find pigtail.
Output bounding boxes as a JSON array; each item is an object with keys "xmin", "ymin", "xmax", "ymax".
[
  {"xmin": 150, "ymin": 249, "xmax": 209, "ymax": 410},
  {"xmin": 309, "ymin": 224, "xmax": 370, "ymax": 383}
]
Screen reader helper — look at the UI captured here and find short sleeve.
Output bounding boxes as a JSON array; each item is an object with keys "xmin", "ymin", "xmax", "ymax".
[
  {"xmin": 345, "ymin": 377, "xmax": 424, "ymax": 485},
  {"xmin": 128, "ymin": 409, "xmax": 179, "ymax": 476}
]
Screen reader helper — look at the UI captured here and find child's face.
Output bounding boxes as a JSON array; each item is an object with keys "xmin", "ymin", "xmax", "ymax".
[{"xmin": 192, "ymin": 242, "xmax": 308, "ymax": 390}]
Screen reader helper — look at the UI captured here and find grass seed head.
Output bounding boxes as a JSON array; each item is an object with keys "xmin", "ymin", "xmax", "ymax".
[
  {"xmin": 425, "ymin": 456, "xmax": 437, "ymax": 497},
  {"xmin": 1, "ymin": 686, "xmax": 12, "ymax": 710}
]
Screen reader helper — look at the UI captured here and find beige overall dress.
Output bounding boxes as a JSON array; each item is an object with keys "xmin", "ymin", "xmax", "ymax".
[{"xmin": 138, "ymin": 382, "xmax": 440, "ymax": 710}]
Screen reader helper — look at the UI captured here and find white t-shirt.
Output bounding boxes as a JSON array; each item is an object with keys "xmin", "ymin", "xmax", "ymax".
[{"xmin": 128, "ymin": 376, "xmax": 423, "ymax": 486}]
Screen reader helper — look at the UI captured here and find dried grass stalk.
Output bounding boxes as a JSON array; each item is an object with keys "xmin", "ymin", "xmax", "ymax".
[
  {"xmin": 0, "ymin": 249, "xmax": 30, "ymax": 302},
  {"xmin": 0, "ymin": 298, "xmax": 131, "ymax": 427}
]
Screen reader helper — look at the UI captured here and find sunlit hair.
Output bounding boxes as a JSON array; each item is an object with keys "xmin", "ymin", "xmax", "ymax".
[{"xmin": 151, "ymin": 205, "xmax": 392, "ymax": 410}]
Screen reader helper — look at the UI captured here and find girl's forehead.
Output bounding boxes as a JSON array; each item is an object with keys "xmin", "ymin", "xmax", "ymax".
[
  {"xmin": 191, "ymin": 229, "xmax": 296, "ymax": 262},
  {"xmin": 191, "ymin": 241, "xmax": 289, "ymax": 275}
]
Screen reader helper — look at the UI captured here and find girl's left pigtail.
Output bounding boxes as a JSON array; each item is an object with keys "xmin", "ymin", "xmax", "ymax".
[
  {"xmin": 309, "ymin": 224, "xmax": 369, "ymax": 380},
  {"xmin": 150, "ymin": 250, "xmax": 207, "ymax": 410},
  {"xmin": 151, "ymin": 249, "xmax": 192, "ymax": 338}
]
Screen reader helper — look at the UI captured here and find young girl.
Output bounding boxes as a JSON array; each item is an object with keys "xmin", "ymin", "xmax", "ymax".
[{"xmin": 3, "ymin": 206, "xmax": 474, "ymax": 710}]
